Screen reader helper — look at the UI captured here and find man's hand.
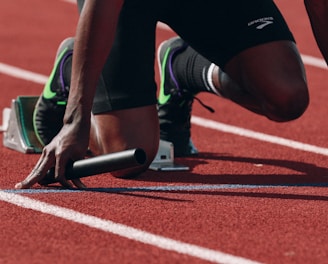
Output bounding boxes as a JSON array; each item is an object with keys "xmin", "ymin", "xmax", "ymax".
[{"xmin": 15, "ymin": 122, "xmax": 89, "ymax": 189}]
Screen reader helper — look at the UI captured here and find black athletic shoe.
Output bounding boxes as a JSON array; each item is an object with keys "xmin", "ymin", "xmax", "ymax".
[
  {"xmin": 33, "ymin": 38, "xmax": 74, "ymax": 146},
  {"xmin": 157, "ymin": 37, "xmax": 198, "ymax": 157}
]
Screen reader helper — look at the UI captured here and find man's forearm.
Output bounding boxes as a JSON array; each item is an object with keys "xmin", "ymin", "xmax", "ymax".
[{"xmin": 65, "ymin": 0, "xmax": 123, "ymax": 121}]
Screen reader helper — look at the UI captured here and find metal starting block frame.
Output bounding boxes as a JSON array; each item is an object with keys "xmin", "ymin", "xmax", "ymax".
[
  {"xmin": 1, "ymin": 96, "xmax": 189, "ymax": 171},
  {"xmin": 2, "ymin": 96, "xmax": 43, "ymax": 153},
  {"xmin": 149, "ymin": 140, "xmax": 189, "ymax": 171}
]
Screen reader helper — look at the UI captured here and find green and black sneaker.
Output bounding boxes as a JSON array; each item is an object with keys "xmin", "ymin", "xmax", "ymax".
[
  {"xmin": 33, "ymin": 38, "xmax": 74, "ymax": 146},
  {"xmin": 157, "ymin": 37, "xmax": 198, "ymax": 157}
]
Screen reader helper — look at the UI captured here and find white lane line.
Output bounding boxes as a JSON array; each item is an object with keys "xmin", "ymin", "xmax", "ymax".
[
  {"xmin": 191, "ymin": 116, "xmax": 328, "ymax": 156},
  {"xmin": 61, "ymin": 0, "xmax": 75, "ymax": 3},
  {"xmin": 301, "ymin": 54, "xmax": 327, "ymax": 69},
  {"xmin": 4, "ymin": 182, "xmax": 328, "ymax": 194},
  {"xmin": 0, "ymin": 62, "xmax": 48, "ymax": 84},
  {"xmin": 0, "ymin": 191, "xmax": 262, "ymax": 264}
]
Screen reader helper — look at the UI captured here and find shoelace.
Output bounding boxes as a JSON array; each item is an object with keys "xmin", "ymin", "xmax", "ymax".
[
  {"xmin": 193, "ymin": 96, "xmax": 215, "ymax": 113},
  {"xmin": 165, "ymin": 84, "xmax": 215, "ymax": 114}
]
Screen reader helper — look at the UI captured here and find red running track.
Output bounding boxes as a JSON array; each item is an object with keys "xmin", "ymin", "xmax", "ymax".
[{"xmin": 0, "ymin": 0, "xmax": 328, "ymax": 263}]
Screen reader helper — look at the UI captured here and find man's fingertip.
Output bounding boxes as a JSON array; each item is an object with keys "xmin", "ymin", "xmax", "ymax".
[{"xmin": 14, "ymin": 182, "xmax": 23, "ymax": 189}]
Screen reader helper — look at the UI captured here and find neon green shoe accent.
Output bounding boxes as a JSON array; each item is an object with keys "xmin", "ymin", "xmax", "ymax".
[
  {"xmin": 43, "ymin": 47, "xmax": 69, "ymax": 99},
  {"xmin": 158, "ymin": 47, "xmax": 172, "ymax": 105}
]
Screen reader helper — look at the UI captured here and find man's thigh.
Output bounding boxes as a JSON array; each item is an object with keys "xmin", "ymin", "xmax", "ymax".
[
  {"xmin": 77, "ymin": 0, "xmax": 159, "ymax": 113},
  {"xmin": 161, "ymin": 0, "xmax": 295, "ymax": 69}
]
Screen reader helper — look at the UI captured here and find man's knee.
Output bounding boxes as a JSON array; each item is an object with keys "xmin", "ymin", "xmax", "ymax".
[{"xmin": 265, "ymin": 82, "xmax": 309, "ymax": 122}]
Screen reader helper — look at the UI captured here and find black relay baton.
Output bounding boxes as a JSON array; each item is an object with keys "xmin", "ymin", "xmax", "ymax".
[{"xmin": 38, "ymin": 148, "xmax": 147, "ymax": 185}]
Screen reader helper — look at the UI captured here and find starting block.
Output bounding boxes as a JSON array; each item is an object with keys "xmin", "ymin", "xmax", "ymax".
[
  {"xmin": 1, "ymin": 96, "xmax": 189, "ymax": 171},
  {"xmin": 149, "ymin": 140, "xmax": 189, "ymax": 171},
  {"xmin": 2, "ymin": 96, "xmax": 43, "ymax": 153}
]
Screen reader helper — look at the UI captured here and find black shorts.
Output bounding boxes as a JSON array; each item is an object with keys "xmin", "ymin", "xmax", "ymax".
[{"xmin": 91, "ymin": 0, "xmax": 295, "ymax": 114}]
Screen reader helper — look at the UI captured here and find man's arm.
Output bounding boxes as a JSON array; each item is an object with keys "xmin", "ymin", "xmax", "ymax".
[
  {"xmin": 66, "ymin": 0, "xmax": 123, "ymax": 123},
  {"xmin": 15, "ymin": 0, "xmax": 124, "ymax": 189}
]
